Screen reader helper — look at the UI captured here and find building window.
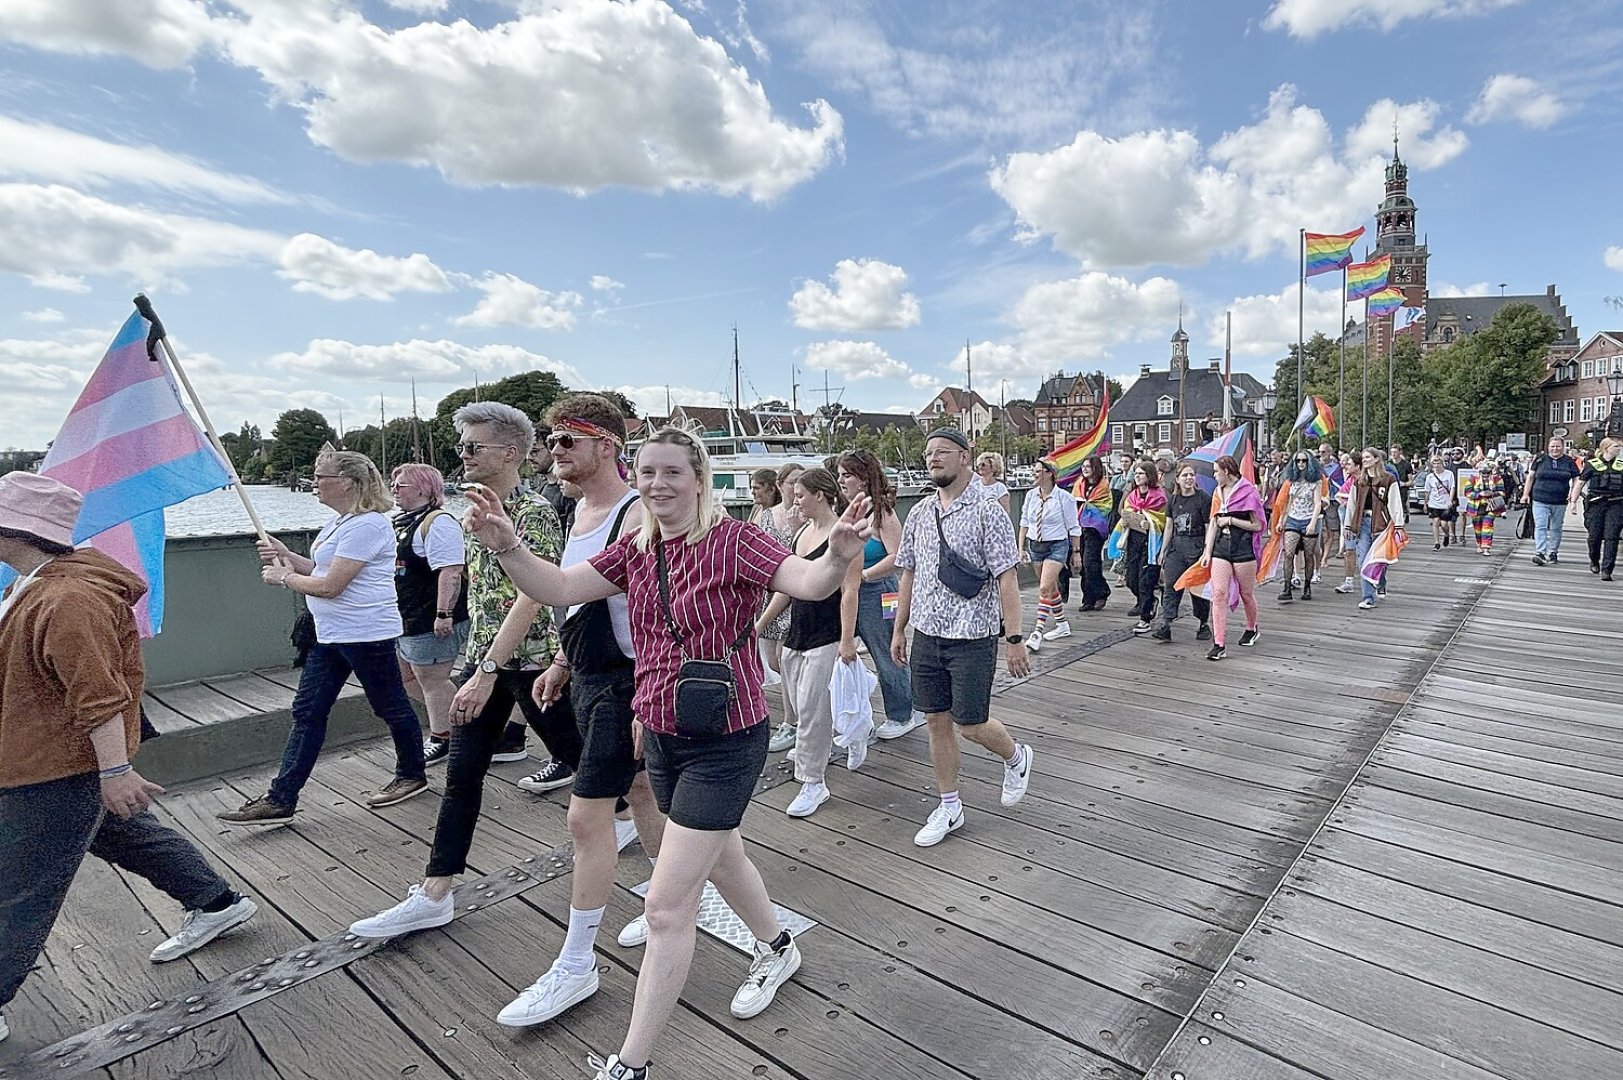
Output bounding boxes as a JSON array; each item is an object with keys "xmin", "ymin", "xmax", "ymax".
[
  {"xmin": 1442, "ymin": 327, "xmax": 1455, "ymax": 344},
  {"xmin": 1133, "ymin": 423, "xmax": 1147, "ymax": 446},
  {"xmin": 1037, "ymin": 417, "xmax": 1047, "ymax": 431},
  {"xmin": 1549, "ymin": 402, "xmax": 1561, "ymax": 423},
  {"xmin": 1111, "ymin": 424, "xmax": 1124, "ymax": 447},
  {"xmin": 1158, "ymin": 422, "xmax": 1171, "ymax": 443},
  {"xmin": 1582, "ymin": 360, "xmax": 1594, "ymax": 379},
  {"xmin": 1582, "ymin": 398, "xmax": 1594, "ymax": 422},
  {"xmin": 1157, "ymin": 396, "xmax": 1174, "ymax": 417},
  {"xmin": 1185, "ymin": 420, "xmax": 1198, "ymax": 444},
  {"xmin": 1564, "ymin": 400, "xmax": 1575, "ymax": 424},
  {"xmin": 1613, "ymin": 356, "xmax": 1623, "ymax": 373},
  {"xmin": 1601, "ymin": 396, "xmax": 1613, "ymax": 418}
]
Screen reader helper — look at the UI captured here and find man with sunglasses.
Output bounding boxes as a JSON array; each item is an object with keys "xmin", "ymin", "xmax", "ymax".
[{"xmin": 530, "ymin": 424, "xmax": 577, "ymax": 534}]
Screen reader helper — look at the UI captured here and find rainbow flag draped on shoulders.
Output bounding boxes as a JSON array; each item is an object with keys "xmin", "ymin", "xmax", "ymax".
[
  {"xmin": 1105, "ymin": 489, "xmax": 1167, "ymax": 563},
  {"xmin": 1076, "ymin": 477, "xmax": 1113, "ymax": 538},
  {"xmin": 4, "ymin": 309, "xmax": 232, "ymax": 636},
  {"xmin": 1345, "ymin": 255, "xmax": 1391, "ymax": 301},
  {"xmin": 1304, "ymin": 228, "xmax": 1364, "ymax": 278},
  {"xmin": 1293, "ymin": 395, "xmax": 1335, "ymax": 438},
  {"xmin": 1044, "ymin": 386, "xmax": 1110, "ymax": 491}
]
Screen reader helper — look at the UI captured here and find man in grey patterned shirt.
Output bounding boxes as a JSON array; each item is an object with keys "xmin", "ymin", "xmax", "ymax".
[{"xmin": 891, "ymin": 428, "xmax": 1035, "ymax": 848}]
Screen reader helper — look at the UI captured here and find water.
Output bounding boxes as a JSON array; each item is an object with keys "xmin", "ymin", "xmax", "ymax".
[{"xmin": 164, "ymin": 487, "xmax": 470, "ymax": 538}]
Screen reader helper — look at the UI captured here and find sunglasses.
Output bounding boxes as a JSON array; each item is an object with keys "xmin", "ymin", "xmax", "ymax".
[
  {"xmin": 546, "ymin": 432, "xmax": 604, "ymax": 450},
  {"xmin": 455, "ymin": 441, "xmax": 511, "ymax": 455}
]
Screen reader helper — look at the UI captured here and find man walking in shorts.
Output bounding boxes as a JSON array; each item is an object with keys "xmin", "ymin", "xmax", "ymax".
[{"xmin": 891, "ymin": 428, "xmax": 1034, "ymax": 848}]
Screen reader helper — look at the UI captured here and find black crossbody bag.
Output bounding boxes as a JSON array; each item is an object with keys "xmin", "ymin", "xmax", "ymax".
[
  {"xmin": 934, "ymin": 504, "xmax": 992, "ymax": 599},
  {"xmin": 655, "ymin": 538, "xmax": 751, "ymax": 739}
]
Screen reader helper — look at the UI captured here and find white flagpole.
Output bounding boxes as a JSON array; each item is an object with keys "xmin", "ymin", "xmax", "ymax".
[{"xmin": 133, "ymin": 295, "xmax": 274, "ymax": 547}]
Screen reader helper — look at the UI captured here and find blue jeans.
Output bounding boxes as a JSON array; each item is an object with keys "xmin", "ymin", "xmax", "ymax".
[
  {"xmin": 1354, "ymin": 515, "xmax": 1377, "ymax": 603},
  {"xmin": 2, "ymin": 773, "xmax": 231, "ymax": 1009},
  {"xmin": 856, "ymin": 576, "xmax": 915, "ymax": 724},
  {"xmin": 1532, "ymin": 501, "xmax": 1566, "ymax": 557},
  {"xmin": 269, "ymin": 638, "xmax": 426, "ymax": 808}
]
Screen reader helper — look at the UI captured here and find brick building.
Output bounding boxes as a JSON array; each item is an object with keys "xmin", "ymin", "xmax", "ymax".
[
  {"xmin": 1544, "ymin": 331, "xmax": 1623, "ymax": 446},
  {"xmin": 1031, "ymin": 372, "xmax": 1104, "ymax": 455}
]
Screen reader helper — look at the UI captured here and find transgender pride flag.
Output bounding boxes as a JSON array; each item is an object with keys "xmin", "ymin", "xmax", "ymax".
[{"xmin": 29, "ymin": 309, "xmax": 231, "ymax": 635}]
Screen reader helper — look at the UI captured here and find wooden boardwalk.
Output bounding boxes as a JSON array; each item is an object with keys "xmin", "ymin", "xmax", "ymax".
[{"xmin": 3, "ymin": 529, "xmax": 1618, "ymax": 1079}]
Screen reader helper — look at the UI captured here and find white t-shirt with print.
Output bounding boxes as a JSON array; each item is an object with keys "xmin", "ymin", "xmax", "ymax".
[{"xmin": 306, "ymin": 512, "xmax": 403, "ymax": 644}]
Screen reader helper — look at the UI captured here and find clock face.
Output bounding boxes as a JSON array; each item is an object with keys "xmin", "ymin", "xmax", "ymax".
[{"xmin": 1393, "ymin": 265, "xmax": 1413, "ymax": 284}]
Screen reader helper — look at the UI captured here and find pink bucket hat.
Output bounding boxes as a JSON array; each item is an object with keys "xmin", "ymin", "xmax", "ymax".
[{"xmin": 0, "ymin": 473, "xmax": 82, "ymax": 547}]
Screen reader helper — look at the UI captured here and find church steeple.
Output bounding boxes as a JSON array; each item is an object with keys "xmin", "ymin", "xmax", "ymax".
[
  {"xmin": 1169, "ymin": 305, "xmax": 1189, "ymax": 380},
  {"xmin": 1376, "ymin": 124, "xmax": 1416, "ymax": 252}
]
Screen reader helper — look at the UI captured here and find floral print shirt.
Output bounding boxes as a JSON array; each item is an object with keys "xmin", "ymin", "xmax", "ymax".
[{"xmin": 462, "ymin": 488, "xmax": 563, "ymax": 670}]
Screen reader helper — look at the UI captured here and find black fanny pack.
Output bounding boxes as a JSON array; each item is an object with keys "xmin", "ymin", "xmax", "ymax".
[
  {"xmin": 656, "ymin": 538, "xmax": 750, "ymax": 739},
  {"xmin": 934, "ymin": 504, "xmax": 991, "ymax": 599}
]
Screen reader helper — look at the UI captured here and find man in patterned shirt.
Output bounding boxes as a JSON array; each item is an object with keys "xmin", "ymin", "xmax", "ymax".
[
  {"xmin": 891, "ymin": 427, "xmax": 1035, "ymax": 849},
  {"xmin": 347, "ymin": 402, "xmax": 580, "ymax": 958}
]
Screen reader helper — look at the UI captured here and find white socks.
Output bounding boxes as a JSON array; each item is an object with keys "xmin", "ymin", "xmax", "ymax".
[{"xmin": 559, "ymin": 905, "xmax": 605, "ymax": 975}]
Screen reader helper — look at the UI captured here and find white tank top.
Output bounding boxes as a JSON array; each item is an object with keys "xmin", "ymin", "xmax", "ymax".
[{"xmin": 560, "ymin": 490, "xmax": 637, "ymax": 658}]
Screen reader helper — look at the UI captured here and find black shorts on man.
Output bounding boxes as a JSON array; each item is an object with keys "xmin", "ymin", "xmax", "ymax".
[{"xmin": 909, "ymin": 632, "xmax": 998, "ymax": 725}]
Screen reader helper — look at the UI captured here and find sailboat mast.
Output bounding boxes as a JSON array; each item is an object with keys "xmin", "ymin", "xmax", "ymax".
[
  {"xmin": 379, "ymin": 393, "xmax": 388, "ymax": 473},
  {"xmin": 732, "ymin": 325, "xmax": 742, "ymax": 437},
  {"xmin": 410, "ymin": 378, "xmax": 423, "ymax": 462}
]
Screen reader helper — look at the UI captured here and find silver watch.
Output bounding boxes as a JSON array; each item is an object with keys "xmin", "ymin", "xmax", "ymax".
[{"xmin": 479, "ymin": 659, "xmax": 499, "ymax": 675}]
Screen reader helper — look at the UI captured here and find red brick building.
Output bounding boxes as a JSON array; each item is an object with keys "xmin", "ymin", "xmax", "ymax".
[
  {"xmin": 1031, "ymin": 372, "xmax": 1104, "ymax": 455},
  {"xmin": 1543, "ymin": 331, "xmax": 1623, "ymax": 447}
]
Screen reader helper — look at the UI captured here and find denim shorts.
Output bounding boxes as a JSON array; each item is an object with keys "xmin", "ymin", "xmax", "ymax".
[
  {"xmin": 397, "ymin": 620, "xmax": 469, "ymax": 666},
  {"xmin": 1283, "ymin": 516, "xmax": 1315, "ymax": 535},
  {"xmin": 571, "ymin": 666, "xmax": 644, "ymax": 801},
  {"xmin": 1027, "ymin": 538, "xmax": 1072, "ymax": 564},
  {"xmin": 910, "ymin": 632, "xmax": 998, "ymax": 725}
]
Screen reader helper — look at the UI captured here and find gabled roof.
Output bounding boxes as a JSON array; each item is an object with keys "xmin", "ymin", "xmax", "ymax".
[
  {"xmin": 1033, "ymin": 373, "xmax": 1101, "ymax": 407},
  {"xmin": 1002, "ymin": 404, "xmax": 1037, "ymax": 435},
  {"xmin": 1111, "ymin": 366, "xmax": 1268, "ymax": 424},
  {"xmin": 827, "ymin": 410, "xmax": 922, "ymax": 435},
  {"xmin": 920, "ymin": 386, "xmax": 993, "ymax": 415},
  {"xmin": 1574, "ymin": 331, "xmax": 1623, "ymax": 359},
  {"xmin": 1425, "ymin": 289, "xmax": 1578, "ymax": 345}
]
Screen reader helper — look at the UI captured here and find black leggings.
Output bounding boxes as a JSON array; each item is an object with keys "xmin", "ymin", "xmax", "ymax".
[
  {"xmin": 1079, "ymin": 530, "xmax": 1111, "ymax": 606},
  {"xmin": 1586, "ymin": 499, "xmax": 1623, "ymax": 574}
]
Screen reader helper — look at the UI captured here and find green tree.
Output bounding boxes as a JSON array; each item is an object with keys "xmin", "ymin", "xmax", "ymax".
[
  {"xmin": 1441, "ymin": 302, "xmax": 1557, "ymax": 448},
  {"xmin": 430, "ymin": 370, "xmax": 571, "ymax": 472},
  {"xmin": 269, "ymin": 409, "xmax": 338, "ymax": 476},
  {"xmin": 1011, "ymin": 435, "xmax": 1041, "ymax": 464}
]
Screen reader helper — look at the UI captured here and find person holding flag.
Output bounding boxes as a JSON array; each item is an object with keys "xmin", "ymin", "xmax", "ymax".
[
  {"xmin": 1346, "ymin": 447, "xmax": 1407, "ymax": 610},
  {"xmin": 1074, "ymin": 455, "xmax": 1113, "ymax": 612},
  {"xmin": 1151, "ymin": 462, "xmax": 1212, "ymax": 643},
  {"xmin": 1198, "ymin": 455, "xmax": 1264, "ymax": 661}
]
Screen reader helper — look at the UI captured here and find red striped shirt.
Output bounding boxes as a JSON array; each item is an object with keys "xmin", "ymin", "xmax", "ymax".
[{"xmin": 590, "ymin": 516, "xmax": 790, "ymax": 736}]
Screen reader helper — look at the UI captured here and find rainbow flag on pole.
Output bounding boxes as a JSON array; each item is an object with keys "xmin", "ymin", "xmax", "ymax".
[
  {"xmin": 1044, "ymin": 385, "xmax": 1111, "ymax": 490},
  {"xmin": 1304, "ymin": 228, "xmax": 1364, "ymax": 278},
  {"xmin": 3, "ymin": 309, "xmax": 232, "ymax": 636},
  {"xmin": 1293, "ymin": 395, "xmax": 1335, "ymax": 438},
  {"xmin": 1366, "ymin": 287, "xmax": 1407, "ymax": 317},
  {"xmin": 1345, "ymin": 255, "xmax": 1391, "ymax": 301}
]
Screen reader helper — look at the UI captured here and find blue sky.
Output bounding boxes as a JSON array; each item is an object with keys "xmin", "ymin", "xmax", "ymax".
[{"xmin": 2, "ymin": 0, "xmax": 1620, "ymax": 448}]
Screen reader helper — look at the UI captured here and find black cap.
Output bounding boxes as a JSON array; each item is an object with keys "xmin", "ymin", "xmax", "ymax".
[{"xmin": 926, "ymin": 427, "xmax": 971, "ymax": 452}]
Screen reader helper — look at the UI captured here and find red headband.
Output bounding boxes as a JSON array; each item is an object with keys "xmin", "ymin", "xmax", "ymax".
[{"xmin": 554, "ymin": 416, "xmax": 624, "ymax": 448}]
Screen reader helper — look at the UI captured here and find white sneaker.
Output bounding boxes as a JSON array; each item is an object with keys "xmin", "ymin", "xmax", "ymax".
[
  {"xmin": 1025, "ymin": 633, "xmax": 1043, "ymax": 652},
  {"xmin": 1042, "ymin": 621, "xmax": 1072, "ymax": 641},
  {"xmin": 1334, "ymin": 577, "xmax": 1355, "ymax": 594},
  {"xmin": 614, "ymin": 818, "xmax": 639, "ymax": 853},
  {"xmin": 1291, "ymin": 574, "xmax": 1303, "ymax": 587},
  {"xmin": 348, "ymin": 885, "xmax": 454, "ymax": 939},
  {"xmin": 767, "ymin": 723, "xmax": 795, "ymax": 753},
  {"xmin": 1358, "ymin": 598, "xmax": 1375, "ymax": 610},
  {"xmin": 730, "ymin": 935, "xmax": 801, "ymax": 1019},
  {"xmin": 616, "ymin": 913, "xmax": 649, "ymax": 948},
  {"xmin": 1310, "ymin": 571, "xmax": 1322, "ymax": 584},
  {"xmin": 1002, "ymin": 744, "xmax": 1034, "ymax": 807},
  {"xmin": 496, "ymin": 959, "xmax": 599, "ymax": 1027},
  {"xmin": 874, "ymin": 712, "xmax": 926, "ymax": 740},
  {"xmin": 0, "ymin": 1011, "xmax": 9, "ymax": 1044},
  {"xmin": 150, "ymin": 896, "xmax": 258, "ymax": 963},
  {"xmin": 586, "ymin": 1054, "xmax": 645, "ymax": 1079},
  {"xmin": 786, "ymin": 782, "xmax": 829, "ymax": 818},
  {"xmin": 913, "ymin": 804, "xmax": 964, "ymax": 847}
]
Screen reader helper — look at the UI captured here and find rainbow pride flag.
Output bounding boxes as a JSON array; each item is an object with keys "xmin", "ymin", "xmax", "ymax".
[
  {"xmin": 1293, "ymin": 395, "xmax": 1335, "ymax": 438},
  {"xmin": 1367, "ymin": 287, "xmax": 1407, "ymax": 317},
  {"xmin": 1345, "ymin": 255, "xmax": 1391, "ymax": 301},
  {"xmin": 1044, "ymin": 386, "xmax": 1111, "ymax": 490},
  {"xmin": 1304, "ymin": 228, "xmax": 1364, "ymax": 278},
  {"xmin": 881, "ymin": 591, "xmax": 898, "ymax": 619},
  {"xmin": 1076, "ymin": 477, "xmax": 1112, "ymax": 537},
  {"xmin": 1, "ymin": 309, "xmax": 232, "ymax": 636}
]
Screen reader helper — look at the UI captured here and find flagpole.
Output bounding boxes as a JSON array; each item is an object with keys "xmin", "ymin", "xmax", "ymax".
[
  {"xmin": 1297, "ymin": 228, "xmax": 1305, "ymax": 423},
  {"xmin": 1339, "ymin": 265, "xmax": 1347, "ymax": 447},
  {"xmin": 1387, "ymin": 314, "xmax": 1395, "ymax": 447},
  {"xmin": 132, "ymin": 295, "xmax": 274, "ymax": 548},
  {"xmin": 1361, "ymin": 294, "xmax": 1369, "ymax": 449}
]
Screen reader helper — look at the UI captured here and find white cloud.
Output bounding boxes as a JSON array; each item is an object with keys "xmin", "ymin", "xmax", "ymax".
[
  {"xmin": 0, "ymin": 183, "xmax": 284, "ymax": 284},
  {"xmin": 612, "ymin": 385, "xmax": 727, "ymax": 418},
  {"xmin": 803, "ymin": 340, "xmax": 911, "ymax": 381},
  {"xmin": 270, "ymin": 338, "xmax": 585, "ymax": 384},
  {"xmin": 1466, "ymin": 74, "xmax": 1569, "ymax": 129},
  {"xmin": 908, "ymin": 372, "xmax": 937, "ymax": 390},
  {"xmin": 382, "ymin": 0, "xmax": 449, "ymax": 13},
  {"xmin": 26, "ymin": 272, "xmax": 91, "ymax": 293},
  {"xmin": 789, "ymin": 259, "xmax": 921, "ymax": 331},
  {"xmin": 0, "ymin": 0, "xmax": 220, "ymax": 69},
  {"xmin": 454, "ymin": 274, "xmax": 585, "ymax": 331},
  {"xmin": 276, "ymin": 233, "xmax": 453, "ymax": 302},
  {"xmin": 990, "ymin": 85, "xmax": 1464, "ymax": 270},
  {"xmin": 1606, "ymin": 247, "xmax": 1623, "ymax": 273},
  {"xmin": 1218, "ymin": 282, "xmax": 1346, "ymax": 358},
  {"xmin": 1431, "ymin": 281, "xmax": 1495, "ymax": 298},
  {"xmin": 1342, "ymin": 98, "xmax": 1469, "ymax": 168},
  {"xmin": 22, "ymin": 307, "xmax": 65, "ymax": 323},
  {"xmin": 942, "ymin": 340, "xmax": 1039, "ymax": 388},
  {"xmin": 1264, "ymin": 0, "xmax": 1521, "ymax": 38},
  {"xmin": 590, "ymin": 275, "xmax": 625, "ymax": 293},
  {"xmin": 220, "ymin": 2, "xmax": 841, "ymax": 200},
  {"xmin": 0, "ymin": 115, "xmax": 288, "ymax": 204},
  {"xmin": 1012, "ymin": 272, "xmax": 1183, "ymax": 363}
]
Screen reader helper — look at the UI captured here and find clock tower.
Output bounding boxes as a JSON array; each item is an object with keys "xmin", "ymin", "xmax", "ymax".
[{"xmin": 1371, "ymin": 130, "xmax": 1428, "ymax": 353}]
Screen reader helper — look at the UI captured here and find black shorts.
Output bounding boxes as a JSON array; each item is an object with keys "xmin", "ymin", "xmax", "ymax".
[
  {"xmin": 570, "ymin": 666, "xmax": 642, "ymax": 801},
  {"xmin": 910, "ymin": 632, "xmax": 997, "ymax": 726},
  {"xmin": 1426, "ymin": 506, "xmax": 1449, "ymax": 519},
  {"xmin": 644, "ymin": 722, "xmax": 769, "ymax": 832}
]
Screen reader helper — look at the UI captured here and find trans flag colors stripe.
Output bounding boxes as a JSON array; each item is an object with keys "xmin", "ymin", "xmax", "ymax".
[
  {"xmin": 1304, "ymin": 228, "xmax": 1364, "ymax": 278},
  {"xmin": 1185, "ymin": 426, "xmax": 1257, "ymax": 496},
  {"xmin": 37, "ymin": 310, "xmax": 231, "ymax": 635},
  {"xmin": 1345, "ymin": 255, "xmax": 1391, "ymax": 301},
  {"xmin": 1294, "ymin": 395, "xmax": 1335, "ymax": 438}
]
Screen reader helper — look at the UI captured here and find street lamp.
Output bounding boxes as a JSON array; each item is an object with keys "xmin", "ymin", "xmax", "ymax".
[
  {"xmin": 1262, "ymin": 385, "xmax": 1278, "ymax": 452},
  {"xmin": 1607, "ymin": 368, "xmax": 1623, "ymax": 440}
]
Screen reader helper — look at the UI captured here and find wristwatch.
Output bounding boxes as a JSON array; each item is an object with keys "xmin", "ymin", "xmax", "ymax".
[
  {"xmin": 479, "ymin": 658, "xmax": 499, "ymax": 675},
  {"xmin": 1004, "ymin": 633, "xmax": 1024, "ymax": 645}
]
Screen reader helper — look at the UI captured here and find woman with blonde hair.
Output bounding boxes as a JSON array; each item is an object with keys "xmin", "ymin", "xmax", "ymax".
[
  {"xmin": 972, "ymin": 452, "xmax": 1011, "ymax": 513},
  {"xmin": 388, "ymin": 463, "xmax": 469, "ymax": 765},
  {"xmin": 220, "ymin": 450, "xmax": 428, "ymax": 823},
  {"xmin": 462, "ymin": 427, "xmax": 872, "ymax": 1078}
]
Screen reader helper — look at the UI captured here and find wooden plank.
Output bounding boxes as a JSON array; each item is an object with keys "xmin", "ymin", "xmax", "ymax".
[
  {"xmin": 1380, "ymin": 731, "xmax": 1623, "ymax": 799},
  {"xmin": 138, "ymin": 693, "xmax": 198, "ymax": 733},
  {"xmin": 1362, "ymin": 762, "xmax": 1623, "ymax": 840},
  {"xmin": 1400, "ymin": 706, "xmax": 1623, "ymax": 763},
  {"xmin": 146, "ymin": 681, "xmax": 259, "ymax": 726},
  {"xmin": 1146, "ymin": 1021, "xmax": 1329, "ymax": 1080},
  {"xmin": 203, "ymin": 673, "xmax": 297, "ymax": 714}
]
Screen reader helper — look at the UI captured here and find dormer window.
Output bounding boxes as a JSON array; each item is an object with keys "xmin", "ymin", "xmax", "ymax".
[
  {"xmin": 1442, "ymin": 327, "xmax": 1455, "ymax": 344},
  {"xmin": 1157, "ymin": 396, "xmax": 1174, "ymax": 417}
]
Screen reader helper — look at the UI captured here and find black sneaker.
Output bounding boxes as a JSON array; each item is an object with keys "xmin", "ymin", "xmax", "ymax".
[
  {"xmin": 1150, "ymin": 625, "xmax": 1172, "ymax": 642},
  {"xmin": 423, "ymin": 736, "xmax": 450, "ymax": 766},
  {"xmin": 517, "ymin": 759, "xmax": 574, "ymax": 793},
  {"xmin": 1206, "ymin": 645, "xmax": 1226, "ymax": 662},
  {"xmin": 1592, "ymin": 563, "xmax": 1602, "ymax": 575},
  {"xmin": 491, "ymin": 737, "xmax": 528, "ymax": 764},
  {"xmin": 1238, "ymin": 629, "xmax": 1260, "ymax": 647},
  {"xmin": 217, "ymin": 795, "xmax": 294, "ymax": 826},
  {"xmin": 1549, "ymin": 553, "xmax": 1560, "ymax": 565},
  {"xmin": 1531, "ymin": 552, "xmax": 1546, "ymax": 566},
  {"xmin": 1195, "ymin": 623, "xmax": 1212, "ymax": 641}
]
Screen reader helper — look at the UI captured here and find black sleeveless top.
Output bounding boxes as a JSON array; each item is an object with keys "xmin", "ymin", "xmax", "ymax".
[
  {"xmin": 784, "ymin": 537, "xmax": 842, "ymax": 651},
  {"xmin": 394, "ymin": 507, "xmax": 469, "ymax": 637}
]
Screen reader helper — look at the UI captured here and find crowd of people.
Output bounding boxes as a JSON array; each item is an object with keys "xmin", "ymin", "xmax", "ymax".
[{"xmin": 1, "ymin": 392, "xmax": 1612, "ymax": 1072}]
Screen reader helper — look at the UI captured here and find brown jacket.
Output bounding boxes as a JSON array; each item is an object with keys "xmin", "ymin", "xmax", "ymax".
[
  {"xmin": 0, "ymin": 549, "xmax": 146, "ymax": 789},
  {"xmin": 1349, "ymin": 471, "xmax": 1405, "ymax": 534}
]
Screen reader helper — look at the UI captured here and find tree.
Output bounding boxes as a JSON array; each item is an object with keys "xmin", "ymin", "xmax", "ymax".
[
  {"xmin": 1011, "ymin": 435, "xmax": 1041, "ymax": 464},
  {"xmin": 601, "ymin": 390, "xmax": 639, "ymax": 420},
  {"xmin": 1441, "ymin": 303, "xmax": 1557, "ymax": 448},
  {"xmin": 975, "ymin": 417, "xmax": 1012, "ymax": 462},
  {"xmin": 429, "ymin": 370, "xmax": 571, "ymax": 472},
  {"xmin": 269, "ymin": 409, "xmax": 338, "ymax": 476},
  {"xmin": 1005, "ymin": 398, "xmax": 1035, "ymax": 411}
]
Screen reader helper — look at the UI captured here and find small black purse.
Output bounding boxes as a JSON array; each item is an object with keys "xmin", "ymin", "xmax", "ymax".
[
  {"xmin": 934, "ymin": 504, "xmax": 991, "ymax": 599},
  {"xmin": 655, "ymin": 539, "xmax": 751, "ymax": 739}
]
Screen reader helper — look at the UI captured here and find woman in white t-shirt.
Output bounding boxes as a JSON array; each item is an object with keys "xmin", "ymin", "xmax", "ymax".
[
  {"xmin": 388, "ymin": 463, "xmax": 469, "ymax": 766},
  {"xmin": 218, "ymin": 451, "xmax": 428, "ymax": 825},
  {"xmin": 972, "ymin": 452, "xmax": 1011, "ymax": 514}
]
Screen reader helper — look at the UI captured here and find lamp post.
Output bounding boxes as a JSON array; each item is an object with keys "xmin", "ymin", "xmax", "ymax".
[
  {"xmin": 1262, "ymin": 384, "xmax": 1278, "ymax": 453},
  {"xmin": 1607, "ymin": 368, "xmax": 1623, "ymax": 440},
  {"xmin": 1430, "ymin": 419, "xmax": 1440, "ymax": 457}
]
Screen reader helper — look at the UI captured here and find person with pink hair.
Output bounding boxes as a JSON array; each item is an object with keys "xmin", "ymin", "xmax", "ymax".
[{"xmin": 389, "ymin": 462, "xmax": 468, "ymax": 765}]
